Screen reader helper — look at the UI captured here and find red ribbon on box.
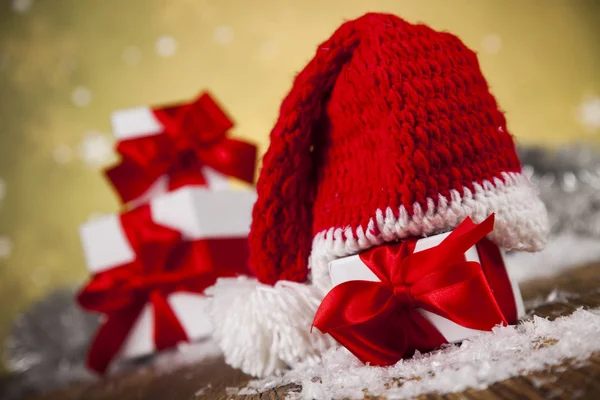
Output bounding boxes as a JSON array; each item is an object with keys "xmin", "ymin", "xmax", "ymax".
[
  {"xmin": 77, "ymin": 205, "xmax": 249, "ymax": 374},
  {"xmin": 313, "ymin": 214, "xmax": 512, "ymax": 366},
  {"xmin": 105, "ymin": 92, "xmax": 258, "ymax": 204}
]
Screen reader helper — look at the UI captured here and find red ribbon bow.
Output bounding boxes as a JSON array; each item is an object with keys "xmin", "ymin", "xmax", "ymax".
[
  {"xmin": 77, "ymin": 205, "xmax": 248, "ymax": 374},
  {"xmin": 105, "ymin": 92, "xmax": 258, "ymax": 204},
  {"xmin": 313, "ymin": 214, "xmax": 509, "ymax": 366}
]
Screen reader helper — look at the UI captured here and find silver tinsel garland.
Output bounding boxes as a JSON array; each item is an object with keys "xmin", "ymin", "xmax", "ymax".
[
  {"xmin": 2, "ymin": 144, "xmax": 600, "ymax": 399},
  {"xmin": 518, "ymin": 145, "xmax": 600, "ymax": 237},
  {"xmin": 1, "ymin": 288, "xmax": 158, "ymax": 400},
  {"xmin": 1, "ymin": 288, "xmax": 97, "ymax": 400}
]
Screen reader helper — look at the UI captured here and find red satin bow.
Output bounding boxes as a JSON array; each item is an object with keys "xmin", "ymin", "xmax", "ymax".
[
  {"xmin": 77, "ymin": 205, "xmax": 248, "ymax": 374},
  {"xmin": 313, "ymin": 214, "xmax": 507, "ymax": 366},
  {"xmin": 105, "ymin": 92, "xmax": 258, "ymax": 204}
]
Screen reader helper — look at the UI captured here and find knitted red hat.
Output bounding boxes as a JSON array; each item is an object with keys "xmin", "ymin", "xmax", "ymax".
[{"xmin": 207, "ymin": 12, "xmax": 548, "ymax": 377}]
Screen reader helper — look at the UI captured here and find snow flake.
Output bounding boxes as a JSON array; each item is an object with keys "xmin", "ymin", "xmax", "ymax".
[
  {"xmin": 71, "ymin": 86, "xmax": 92, "ymax": 107},
  {"xmin": 578, "ymin": 96, "xmax": 600, "ymax": 130},
  {"xmin": 77, "ymin": 131, "xmax": 114, "ymax": 169},
  {"xmin": 12, "ymin": 0, "xmax": 33, "ymax": 14},
  {"xmin": 481, "ymin": 34, "xmax": 502, "ymax": 54},
  {"xmin": 122, "ymin": 46, "xmax": 142, "ymax": 65},
  {"xmin": 156, "ymin": 36, "xmax": 178, "ymax": 57},
  {"xmin": 214, "ymin": 26, "xmax": 234, "ymax": 45},
  {"xmin": 0, "ymin": 236, "xmax": 13, "ymax": 259},
  {"xmin": 53, "ymin": 144, "xmax": 73, "ymax": 164}
]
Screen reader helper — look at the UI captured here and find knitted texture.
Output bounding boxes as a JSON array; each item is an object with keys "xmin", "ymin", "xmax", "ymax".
[{"xmin": 249, "ymin": 13, "xmax": 546, "ymax": 286}]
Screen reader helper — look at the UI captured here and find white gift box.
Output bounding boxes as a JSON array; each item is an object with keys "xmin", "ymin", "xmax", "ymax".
[
  {"xmin": 79, "ymin": 187, "xmax": 256, "ymax": 359},
  {"xmin": 110, "ymin": 105, "xmax": 231, "ymax": 207},
  {"xmin": 328, "ymin": 230, "xmax": 525, "ymax": 343}
]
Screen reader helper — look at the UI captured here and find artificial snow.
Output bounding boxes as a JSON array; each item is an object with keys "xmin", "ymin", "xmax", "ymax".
[
  {"xmin": 506, "ymin": 233, "xmax": 600, "ymax": 283},
  {"xmin": 194, "ymin": 383, "xmax": 211, "ymax": 396},
  {"xmin": 243, "ymin": 308, "xmax": 600, "ymax": 399},
  {"xmin": 523, "ymin": 288, "xmax": 576, "ymax": 311},
  {"xmin": 225, "ymin": 387, "xmax": 239, "ymax": 395}
]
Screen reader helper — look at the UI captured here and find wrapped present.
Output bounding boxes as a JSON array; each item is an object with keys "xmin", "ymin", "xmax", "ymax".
[
  {"xmin": 77, "ymin": 187, "xmax": 256, "ymax": 373},
  {"xmin": 313, "ymin": 214, "xmax": 525, "ymax": 366},
  {"xmin": 105, "ymin": 92, "xmax": 257, "ymax": 205}
]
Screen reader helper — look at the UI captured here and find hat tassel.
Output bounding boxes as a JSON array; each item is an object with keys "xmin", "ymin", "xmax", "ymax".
[{"xmin": 205, "ymin": 276, "xmax": 336, "ymax": 377}]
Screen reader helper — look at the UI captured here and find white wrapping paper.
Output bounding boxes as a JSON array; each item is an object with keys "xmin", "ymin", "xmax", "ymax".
[{"xmin": 328, "ymin": 230, "xmax": 525, "ymax": 343}]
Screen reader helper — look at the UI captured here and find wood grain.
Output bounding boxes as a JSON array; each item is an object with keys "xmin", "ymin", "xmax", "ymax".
[{"xmin": 8, "ymin": 262, "xmax": 600, "ymax": 400}]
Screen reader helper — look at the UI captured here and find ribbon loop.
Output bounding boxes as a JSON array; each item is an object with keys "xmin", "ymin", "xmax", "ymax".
[
  {"xmin": 313, "ymin": 214, "xmax": 507, "ymax": 366},
  {"xmin": 77, "ymin": 206, "xmax": 221, "ymax": 374},
  {"xmin": 392, "ymin": 284, "xmax": 413, "ymax": 309},
  {"xmin": 105, "ymin": 92, "xmax": 257, "ymax": 204}
]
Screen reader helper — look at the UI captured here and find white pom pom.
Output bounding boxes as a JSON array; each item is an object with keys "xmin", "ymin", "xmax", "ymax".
[{"xmin": 205, "ymin": 276, "xmax": 336, "ymax": 377}]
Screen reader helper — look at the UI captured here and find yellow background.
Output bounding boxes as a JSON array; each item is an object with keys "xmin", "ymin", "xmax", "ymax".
[{"xmin": 0, "ymin": 0, "xmax": 599, "ymax": 370}]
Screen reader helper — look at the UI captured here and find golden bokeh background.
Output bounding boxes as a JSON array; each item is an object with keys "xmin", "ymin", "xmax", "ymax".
[{"xmin": 0, "ymin": 0, "xmax": 599, "ymax": 371}]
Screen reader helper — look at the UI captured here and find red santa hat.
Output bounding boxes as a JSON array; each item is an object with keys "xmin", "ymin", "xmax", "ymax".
[{"xmin": 206, "ymin": 12, "xmax": 548, "ymax": 377}]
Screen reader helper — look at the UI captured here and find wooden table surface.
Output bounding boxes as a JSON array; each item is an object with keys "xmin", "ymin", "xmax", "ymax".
[{"xmin": 8, "ymin": 262, "xmax": 600, "ymax": 400}]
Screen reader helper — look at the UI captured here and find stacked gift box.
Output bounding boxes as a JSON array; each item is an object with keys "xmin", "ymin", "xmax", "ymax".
[{"xmin": 76, "ymin": 92, "xmax": 257, "ymax": 374}]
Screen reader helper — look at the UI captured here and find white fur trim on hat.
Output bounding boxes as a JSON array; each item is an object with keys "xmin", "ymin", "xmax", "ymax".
[{"xmin": 309, "ymin": 171, "xmax": 549, "ymax": 292}]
